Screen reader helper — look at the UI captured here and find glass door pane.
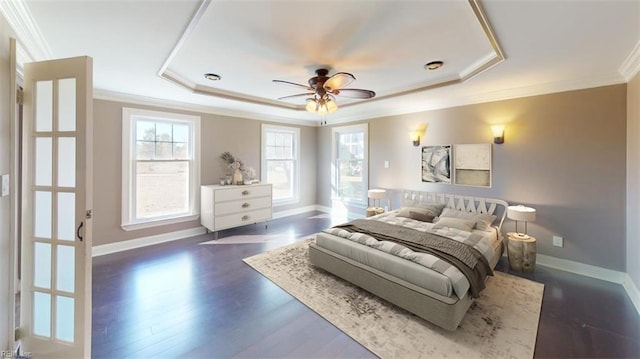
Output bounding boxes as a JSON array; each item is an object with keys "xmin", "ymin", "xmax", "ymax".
[{"xmin": 57, "ymin": 78, "xmax": 76, "ymax": 132}]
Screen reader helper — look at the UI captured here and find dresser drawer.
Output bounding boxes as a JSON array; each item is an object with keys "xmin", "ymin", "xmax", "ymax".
[
  {"xmin": 214, "ymin": 208, "xmax": 272, "ymax": 230},
  {"xmin": 215, "ymin": 196, "xmax": 271, "ymax": 215},
  {"xmin": 215, "ymin": 185, "xmax": 271, "ymax": 202}
]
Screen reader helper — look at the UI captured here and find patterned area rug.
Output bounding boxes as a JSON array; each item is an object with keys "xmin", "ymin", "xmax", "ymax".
[{"xmin": 243, "ymin": 239, "xmax": 544, "ymax": 359}]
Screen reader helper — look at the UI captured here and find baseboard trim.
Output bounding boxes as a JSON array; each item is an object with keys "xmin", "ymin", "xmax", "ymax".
[
  {"xmin": 92, "ymin": 207, "xmax": 331, "ymax": 257},
  {"xmin": 536, "ymin": 254, "xmax": 640, "ymax": 316},
  {"xmin": 272, "ymin": 205, "xmax": 330, "ymax": 219},
  {"xmin": 92, "ymin": 227, "xmax": 206, "ymax": 257},
  {"xmin": 536, "ymin": 254, "xmax": 626, "ymax": 283},
  {"xmin": 623, "ymin": 274, "xmax": 640, "ymax": 315}
]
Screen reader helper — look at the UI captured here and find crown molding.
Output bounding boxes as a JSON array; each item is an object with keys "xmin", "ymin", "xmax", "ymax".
[
  {"xmin": 0, "ymin": 0, "xmax": 52, "ymax": 62},
  {"xmin": 620, "ymin": 40, "xmax": 640, "ymax": 81},
  {"xmin": 96, "ymin": 70, "xmax": 626, "ymax": 129},
  {"xmin": 93, "ymin": 88, "xmax": 317, "ymax": 127}
]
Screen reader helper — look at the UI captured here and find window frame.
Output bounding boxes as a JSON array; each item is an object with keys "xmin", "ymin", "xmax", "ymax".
[
  {"xmin": 332, "ymin": 123, "xmax": 369, "ymax": 206},
  {"xmin": 261, "ymin": 124, "xmax": 300, "ymax": 206},
  {"xmin": 121, "ymin": 107, "xmax": 201, "ymax": 231}
]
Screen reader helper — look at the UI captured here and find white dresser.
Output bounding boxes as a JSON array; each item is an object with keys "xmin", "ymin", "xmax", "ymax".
[{"xmin": 200, "ymin": 183, "xmax": 273, "ymax": 237}]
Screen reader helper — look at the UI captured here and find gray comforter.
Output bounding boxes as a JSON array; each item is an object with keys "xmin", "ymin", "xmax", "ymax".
[{"xmin": 332, "ymin": 219, "xmax": 492, "ymax": 298}]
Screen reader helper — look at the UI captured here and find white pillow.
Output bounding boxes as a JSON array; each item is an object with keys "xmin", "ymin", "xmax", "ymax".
[
  {"xmin": 438, "ymin": 208, "xmax": 496, "ymax": 230},
  {"xmin": 432, "ymin": 217, "xmax": 476, "ymax": 232}
]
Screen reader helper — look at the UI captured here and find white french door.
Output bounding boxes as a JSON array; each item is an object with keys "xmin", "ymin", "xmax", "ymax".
[{"xmin": 19, "ymin": 56, "xmax": 93, "ymax": 358}]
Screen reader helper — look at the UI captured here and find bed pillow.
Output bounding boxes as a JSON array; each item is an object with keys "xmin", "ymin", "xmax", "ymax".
[
  {"xmin": 401, "ymin": 202, "xmax": 445, "ymax": 216},
  {"xmin": 415, "ymin": 202, "xmax": 446, "ymax": 215},
  {"xmin": 438, "ymin": 208, "xmax": 497, "ymax": 230},
  {"xmin": 397, "ymin": 203, "xmax": 444, "ymax": 222},
  {"xmin": 396, "ymin": 207, "xmax": 436, "ymax": 222},
  {"xmin": 407, "ymin": 211, "xmax": 435, "ymax": 222},
  {"xmin": 432, "ymin": 217, "xmax": 476, "ymax": 232}
]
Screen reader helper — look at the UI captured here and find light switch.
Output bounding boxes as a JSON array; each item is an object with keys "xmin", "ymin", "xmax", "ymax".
[
  {"xmin": 1, "ymin": 174, "xmax": 9, "ymax": 197},
  {"xmin": 384, "ymin": 160, "xmax": 389, "ymax": 169}
]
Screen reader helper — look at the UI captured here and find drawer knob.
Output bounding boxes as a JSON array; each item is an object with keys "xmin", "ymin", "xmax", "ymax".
[
  {"xmin": 242, "ymin": 202, "xmax": 250, "ymax": 208},
  {"xmin": 242, "ymin": 215, "xmax": 250, "ymax": 221},
  {"xmin": 242, "ymin": 190, "xmax": 250, "ymax": 195}
]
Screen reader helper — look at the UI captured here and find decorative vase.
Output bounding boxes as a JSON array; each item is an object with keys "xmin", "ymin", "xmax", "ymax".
[{"xmin": 233, "ymin": 168, "xmax": 243, "ymax": 185}]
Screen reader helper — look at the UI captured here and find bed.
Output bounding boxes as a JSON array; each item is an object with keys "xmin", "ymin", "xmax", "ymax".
[{"xmin": 308, "ymin": 190, "xmax": 509, "ymax": 330}]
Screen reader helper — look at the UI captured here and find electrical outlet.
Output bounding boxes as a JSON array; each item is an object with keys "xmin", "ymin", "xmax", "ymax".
[
  {"xmin": 1, "ymin": 174, "xmax": 8, "ymax": 197},
  {"xmin": 553, "ymin": 235, "xmax": 564, "ymax": 248}
]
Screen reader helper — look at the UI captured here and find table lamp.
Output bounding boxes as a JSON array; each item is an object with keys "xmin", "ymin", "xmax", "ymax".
[
  {"xmin": 367, "ymin": 189, "xmax": 386, "ymax": 210},
  {"xmin": 507, "ymin": 205, "xmax": 536, "ymax": 238}
]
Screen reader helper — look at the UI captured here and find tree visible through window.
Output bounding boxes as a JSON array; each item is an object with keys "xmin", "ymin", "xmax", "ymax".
[
  {"xmin": 122, "ymin": 108, "xmax": 200, "ymax": 229},
  {"xmin": 135, "ymin": 120, "xmax": 190, "ymax": 218}
]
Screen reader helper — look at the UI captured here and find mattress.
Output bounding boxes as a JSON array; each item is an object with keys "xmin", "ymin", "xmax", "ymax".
[{"xmin": 315, "ymin": 217, "xmax": 503, "ymax": 299}]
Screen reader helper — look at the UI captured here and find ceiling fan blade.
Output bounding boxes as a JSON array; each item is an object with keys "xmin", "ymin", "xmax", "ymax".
[
  {"xmin": 273, "ymin": 79, "xmax": 313, "ymax": 91},
  {"xmin": 277, "ymin": 93, "xmax": 315, "ymax": 100},
  {"xmin": 332, "ymin": 88, "xmax": 376, "ymax": 99},
  {"xmin": 323, "ymin": 72, "xmax": 355, "ymax": 91}
]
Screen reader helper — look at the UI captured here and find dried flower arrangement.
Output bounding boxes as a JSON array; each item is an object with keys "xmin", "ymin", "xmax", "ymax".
[{"xmin": 219, "ymin": 152, "xmax": 256, "ymax": 184}]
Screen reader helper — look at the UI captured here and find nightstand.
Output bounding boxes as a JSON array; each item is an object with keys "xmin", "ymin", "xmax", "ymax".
[
  {"xmin": 366, "ymin": 207, "xmax": 384, "ymax": 217},
  {"xmin": 507, "ymin": 232, "xmax": 537, "ymax": 273}
]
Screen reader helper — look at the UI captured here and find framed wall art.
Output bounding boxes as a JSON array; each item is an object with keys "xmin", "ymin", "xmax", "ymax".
[
  {"xmin": 421, "ymin": 145, "xmax": 451, "ymax": 184},
  {"xmin": 453, "ymin": 143, "xmax": 492, "ymax": 187}
]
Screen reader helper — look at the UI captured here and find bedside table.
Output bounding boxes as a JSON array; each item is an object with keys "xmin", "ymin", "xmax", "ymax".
[
  {"xmin": 506, "ymin": 232, "xmax": 537, "ymax": 273},
  {"xmin": 366, "ymin": 207, "xmax": 384, "ymax": 217}
]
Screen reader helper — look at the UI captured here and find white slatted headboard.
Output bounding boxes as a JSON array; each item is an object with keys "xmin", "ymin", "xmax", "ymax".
[{"xmin": 401, "ymin": 190, "xmax": 509, "ymax": 232}]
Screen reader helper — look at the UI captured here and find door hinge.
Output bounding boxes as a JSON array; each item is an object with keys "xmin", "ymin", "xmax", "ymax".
[
  {"xmin": 86, "ymin": 209, "xmax": 92, "ymax": 219},
  {"xmin": 16, "ymin": 88, "xmax": 23, "ymax": 105},
  {"xmin": 14, "ymin": 327, "xmax": 21, "ymax": 340}
]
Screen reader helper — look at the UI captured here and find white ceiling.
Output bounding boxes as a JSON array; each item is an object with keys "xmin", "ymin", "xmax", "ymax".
[{"xmin": 3, "ymin": 0, "xmax": 640, "ymax": 125}]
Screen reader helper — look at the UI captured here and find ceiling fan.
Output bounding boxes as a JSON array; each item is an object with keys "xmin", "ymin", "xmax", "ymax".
[{"xmin": 273, "ymin": 69, "xmax": 376, "ymax": 114}]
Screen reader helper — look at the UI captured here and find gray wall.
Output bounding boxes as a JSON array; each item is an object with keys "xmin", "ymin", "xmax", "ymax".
[
  {"xmin": 0, "ymin": 17, "xmax": 15, "ymax": 350},
  {"xmin": 319, "ymin": 85, "xmax": 627, "ymax": 271},
  {"xmin": 92, "ymin": 99, "xmax": 317, "ymax": 246},
  {"xmin": 627, "ymin": 73, "xmax": 640, "ymax": 288}
]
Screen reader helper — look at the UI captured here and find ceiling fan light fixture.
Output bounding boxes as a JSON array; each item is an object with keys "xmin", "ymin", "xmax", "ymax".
[
  {"xmin": 306, "ymin": 96, "xmax": 338, "ymax": 114},
  {"xmin": 325, "ymin": 99, "xmax": 338, "ymax": 113},
  {"xmin": 204, "ymin": 73, "xmax": 221, "ymax": 81},
  {"xmin": 305, "ymin": 99, "xmax": 318, "ymax": 112},
  {"xmin": 424, "ymin": 61, "xmax": 443, "ymax": 70},
  {"xmin": 274, "ymin": 68, "xmax": 374, "ymax": 115}
]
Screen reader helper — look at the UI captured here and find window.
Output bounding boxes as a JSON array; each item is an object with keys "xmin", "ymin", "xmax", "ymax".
[
  {"xmin": 332, "ymin": 124, "xmax": 368, "ymax": 204},
  {"xmin": 122, "ymin": 108, "xmax": 200, "ymax": 230},
  {"xmin": 262, "ymin": 124, "xmax": 300, "ymax": 204}
]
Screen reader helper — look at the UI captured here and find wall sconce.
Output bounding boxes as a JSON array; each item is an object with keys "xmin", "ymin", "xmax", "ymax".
[
  {"xmin": 491, "ymin": 125, "xmax": 505, "ymax": 144},
  {"xmin": 409, "ymin": 131, "xmax": 421, "ymax": 146}
]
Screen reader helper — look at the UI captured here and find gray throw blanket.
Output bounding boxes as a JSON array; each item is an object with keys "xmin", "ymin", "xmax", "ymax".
[{"xmin": 333, "ymin": 219, "xmax": 492, "ymax": 298}]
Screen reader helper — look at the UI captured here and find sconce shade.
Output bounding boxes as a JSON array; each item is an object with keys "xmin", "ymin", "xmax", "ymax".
[
  {"xmin": 491, "ymin": 125, "xmax": 505, "ymax": 144},
  {"xmin": 409, "ymin": 131, "xmax": 421, "ymax": 146}
]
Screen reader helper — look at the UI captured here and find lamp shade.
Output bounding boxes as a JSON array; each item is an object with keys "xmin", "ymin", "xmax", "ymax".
[
  {"xmin": 367, "ymin": 189, "xmax": 386, "ymax": 199},
  {"xmin": 507, "ymin": 205, "xmax": 536, "ymax": 222}
]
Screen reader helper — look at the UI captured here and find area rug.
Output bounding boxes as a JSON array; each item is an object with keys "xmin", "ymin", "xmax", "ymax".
[{"xmin": 243, "ymin": 239, "xmax": 544, "ymax": 359}]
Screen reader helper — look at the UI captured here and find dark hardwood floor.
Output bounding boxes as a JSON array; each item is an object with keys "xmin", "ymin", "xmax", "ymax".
[{"xmin": 92, "ymin": 211, "xmax": 640, "ymax": 358}]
